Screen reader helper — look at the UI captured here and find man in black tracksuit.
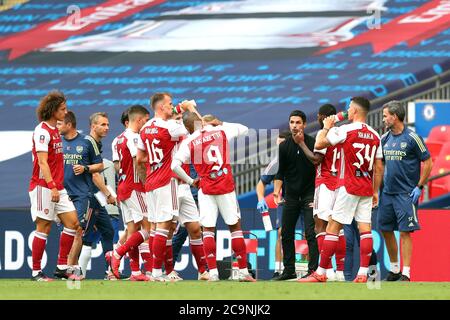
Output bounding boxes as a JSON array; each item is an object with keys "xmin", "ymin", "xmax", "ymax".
[{"xmin": 273, "ymin": 110, "xmax": 319, "ymax": 280}]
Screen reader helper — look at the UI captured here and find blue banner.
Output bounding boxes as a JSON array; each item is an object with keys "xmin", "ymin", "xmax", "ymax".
[{"xmin": 413, "ymin": 101, "xmax": 450, "ymax": 138}]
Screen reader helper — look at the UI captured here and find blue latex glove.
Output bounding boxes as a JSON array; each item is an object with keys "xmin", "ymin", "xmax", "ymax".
[
  {"xmin": 257, "ymin": 199, "xmax": 269, "ymax": 213},
  {"xmin": 410, "ymin": 186, "xmax": 422, "ymax": 204}
]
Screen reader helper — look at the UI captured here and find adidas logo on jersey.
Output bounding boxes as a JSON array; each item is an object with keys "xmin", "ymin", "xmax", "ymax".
[{"xmin": 408, "ymin": 222, "xmax": 415, "ymax": 227}]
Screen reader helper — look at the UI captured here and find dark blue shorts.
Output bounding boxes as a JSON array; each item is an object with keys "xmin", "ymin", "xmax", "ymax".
[
  {"xmin": 71, "ymin": 195, "xmax": 113, "ymax": 243},
  {"xmin": 70, "ymin": 195, "xmax": 91, "ymax": 230},
  {"xmin": 378, "ymin": 192, "xmax": 420, "ymax": 232}
]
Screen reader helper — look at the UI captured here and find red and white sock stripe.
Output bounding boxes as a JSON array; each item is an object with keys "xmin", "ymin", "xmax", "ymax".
[
  {"xmin": 138, "ymin": 242, "xmax": 150, "ymax": 253},
  {"xmin": 62, "ymin": 227, "xmax": 76, "ymax": 237},
  {"xmin": 203, "ymin": 231, "xmax": 215, "ymax": 239},
  {"xmin": 34, "ymin": 231, "xmax": 48, "ymax": 241},
  {"xmin": 360, "ymin": 232, "xmax": 373, "ymax": 240},
  {"xmin": 316, "ymin": 232, "xmax": 326, "ymax": 239},
  {"xmin": 190, "ymin": 238, "xmax": 203, "ymax": 246},
  {"xmin": 324, "ymin": 233, "xmax": 339, "ymax": 242},
  {"xmin": 231, "ymin": 231, "xmax": 244, "ymax": 239},
  {"xmin": 155, "ymin": 228, "xmax": 169, "ymax": 238}
]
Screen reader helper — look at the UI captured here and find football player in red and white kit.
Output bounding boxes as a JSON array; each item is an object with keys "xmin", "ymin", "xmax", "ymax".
[
  {"xmin": 29, "ymin": 91, "xmax": 80, "ymax": 281},
  {"xmin": 172, "ymin": 112, "xmax": 256, "ymax": 282},
  {"xmin": 300, "ymin": 97, "xmax": 383, "ymax": 283},
  {"xmin": 297, "ymin": 104, "xmax": 346, "ymax": 281},
  {"xmin": 136, "ymin": 93, "xmax": 201, "ymax": 281},
  {"xmin": 108, "ymin": 105, "xmax": 151, "ymax": 281}
]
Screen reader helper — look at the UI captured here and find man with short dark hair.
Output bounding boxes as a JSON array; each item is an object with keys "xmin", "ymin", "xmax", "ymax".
[
  {"xmin": 273, "ymin": 110, "xmax": 319, "ymax": 281},
  {"xmin": 378, "ymin": 100, "xmax": 432, "ymax": 281},
  {"xmin": 29, "ymin": 91, "xmax": 80, "ymax": 281},
  {"xmin": 57, "ymin": 110, "xmax": 105, "ymax": 279},
  {"xmin": 108, "ymin": 105, "xmax": 152, "ymax": 281},
  {"xmin": 302, "ymin": 97, "xmax": 383, "ymax": 283},
  {"xmin": 256, "ymin": 130, "xmax": 291, "ymax": 279}
]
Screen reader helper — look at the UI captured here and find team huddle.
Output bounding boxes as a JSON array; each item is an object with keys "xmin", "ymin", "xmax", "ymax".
[
  {"xmin": 28, "ymin": 91, "xmax": 254, "ymax": 282},
  {"xmin": 28, "ymin": 90, "xmax": 431, "ymax": 283}
]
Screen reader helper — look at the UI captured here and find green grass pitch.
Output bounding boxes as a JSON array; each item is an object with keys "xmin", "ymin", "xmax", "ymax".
[{"xmin": 1, "ymin": 280, "xmax": 449, "ymax": 300}]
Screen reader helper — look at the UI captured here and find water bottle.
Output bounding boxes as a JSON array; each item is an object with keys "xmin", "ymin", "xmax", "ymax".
[
  {"xmin": 261, "ymin": 210, "xmax": 273, "ymax": 231},
  {"xmin": 334, "ymin": 111, "xmax": 348, "ymax": 122},
  {"xmin": 295, "ymin": 255, "xmax": 309, "ymax": 278},
  {"xmin": 231, "ymin": 259, "xmax": 239, "ymax": 280}
]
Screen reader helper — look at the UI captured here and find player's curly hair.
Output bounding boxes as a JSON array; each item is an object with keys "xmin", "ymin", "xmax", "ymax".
[{"xmin": 37, "ymin": 90, "xmax": 66, "ymax": 122}]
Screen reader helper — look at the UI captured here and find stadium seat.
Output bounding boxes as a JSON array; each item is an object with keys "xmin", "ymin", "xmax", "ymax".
[
  {"xmin": 428, "ymin": 141, "xmax": 450, "ymax": 199},
  {"xmin": 426, "ymin": 125, "xmax": 450, "ymax": 161}
]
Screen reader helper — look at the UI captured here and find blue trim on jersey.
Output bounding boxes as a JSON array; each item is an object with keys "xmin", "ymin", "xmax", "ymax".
[
  {"xmin": 381, "ymin": 128, "xmax": 430, "ymax": 194},
  {"xmin": 62, "ymin": 133, "xmax": 103, "ymax": 197}
]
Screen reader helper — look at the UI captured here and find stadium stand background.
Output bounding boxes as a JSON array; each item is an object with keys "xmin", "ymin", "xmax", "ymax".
[{"xmin": 0, "ymin": 0, "xmax": 449, "ymax": 280}]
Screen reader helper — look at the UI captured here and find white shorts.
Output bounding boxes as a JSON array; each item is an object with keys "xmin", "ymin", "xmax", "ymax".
[
  {"xmin": 120, "ymin": 190, "xmax": 148, "ymax": 224},
  {"xmin": 198, "ymin": 189, "xmax": 241, "ymax": 228},
  {"xmin": 313, "ymin": 184, "xmax": 338, "ymax": 222},
  {"xmin": 331, "ymin": 186, "xmax": 373, "ymax": 225},
  {"xmin": 148, "ymin": 178, "xmax": 179, "ymax": 223},
  {"xmin": 29, "ymin": 186, "xmax": 76, "ymax": 222},
  {"xmin": 178, "ymin": 183, "xmax": 200, "ymax": 226}
]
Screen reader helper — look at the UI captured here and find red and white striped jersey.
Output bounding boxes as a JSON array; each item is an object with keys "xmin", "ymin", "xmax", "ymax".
[
  {"xmin": 29, "ymin": 122, "xmax": 64, "ymax": 191},
  {"xmin": 138, "ymin": 117, "xmax": 188, "ymax": 191},
  {"xmin": 314, "ymin": 129, "xmax": 340, "ymax": 191},
  {"xmin": 327, "ymin": 122, "xmax": 382, "ymax": 197},
  {"xmin": 174, "ymin": 122, "xmax": 248, "ymax": 195},
  {"xmin": 116, "ymin": 128, "xmax": 145, "ymax": 201}
]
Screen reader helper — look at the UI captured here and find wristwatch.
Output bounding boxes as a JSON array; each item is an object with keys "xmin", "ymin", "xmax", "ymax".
[
  {"xmin": 83, "ymin": 165, "xmax": 90, "ymax": 173},
  {"xmin": 417, "ymin": 185, "xmax": 424, "ymax": 190}
]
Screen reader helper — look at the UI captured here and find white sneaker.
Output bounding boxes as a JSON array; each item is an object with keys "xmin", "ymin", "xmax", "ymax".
[
  {"xmin": 145, "ymin": 271, "xmax": 154, "ymax": 281},
  {"xmin": 238, "ymin": 272, "xmax": 256, "ymax": 282},
  {"xmin": 335, "ymin": 271, "xmax": 346, "ymax": 282},
  {"xmin": 153, "ymin": 274, "xmax": 169, "ymax": 282},
  {"xmin": 326, "ymin": 269, "xmax": 337, "ymax": 282},
  {"xmin": 167, "ymin": 270, "xmax": 183, "ymax": 282},
  {"xmin": 198, "ymin": 271, "xmax": 210, "ymax": 281},
  {"xmin": 208, "ymin": 274, "xmax": 220, "ymax": 282}
]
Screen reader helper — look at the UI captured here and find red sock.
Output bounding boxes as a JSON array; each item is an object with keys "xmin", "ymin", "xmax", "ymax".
[
  {"xmin": 146, "ymin": 232, "xmax": 154, "ymax": 272},
  {"xmin": 202, "ymin": 231, "xmax": 217, "ymax": 270},
  {"xmin": 152, "ymin": 229, "xmax": 168, "ymax": 270},
  {"xmin": 138, "ymin": 242, "xmax": 151, "ymax": 273},
  {"xmin": 57, "ymin": 228, "xmax": 76, "ymax": 266},
  {"xmin": 116, "ymin": 230, "xmax": 148, "ymax": 257},
  {"xmin": 319, "ymin": 233, "xmax": 339, "ymax": 270},
  {"xmin": 32, "ymin": 232, "xmax": 47, "ymax": 271},
  {"xmin": 316, "ymin": 232, "xmax": 332, "ymax": 269},
  {"xmin": 129, "ymin": 246, "xmax": 141, "ymax": 272},
  {"xmin": 190, "ymin": 238, "xmax": 207, "ymax": 274},
  {"xmin": 336, "ymin": 232, "xmax": 346, "ymax": 271},
  {"xmin": 231, "ymin": 231, "xmax": 248, "ymax": 269},
  {"xmin": 165, "ymin": 239, "xmax": 174, "ymax": 274},
  {"xmin": 316, "ymin": 232, "xmax": 325, "ymax": 253},
  {"xmin": 360, "ymin": 232, "xmax": 373, "ymax": 268}
]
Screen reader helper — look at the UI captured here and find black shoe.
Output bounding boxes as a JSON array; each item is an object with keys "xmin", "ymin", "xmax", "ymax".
[
  {"xmin": 53, "ymin": 266, "xmax": 70, "ymax": 280},
  {"xmin": 300, "ymin": 269, "xmax": 314, "ymax": 279},
  {"xmin": 273, "ymin": 271, "xmax": 297, "ymax": 281},
  {"xmin": 399, "ymin": 274, "xmax": 410, "ymax": 281},
  {"xmin": 31, "ymin": 271, "xmax": 53, "ymax": 282},
  {"xmin": 271, "ymin": 272, "xmax": 280, "ymax": 280},
  {"xmin": 384, "ymin": 271, "xmax": 402, "ymax": 281}
]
